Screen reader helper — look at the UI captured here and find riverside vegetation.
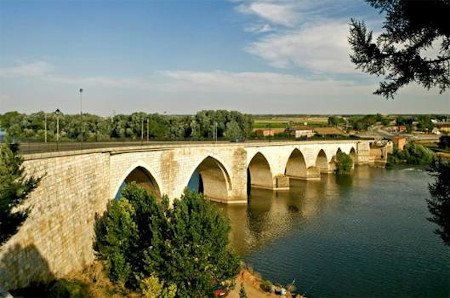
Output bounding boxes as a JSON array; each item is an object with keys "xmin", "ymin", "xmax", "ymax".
[{"xmin": 94, "ymin": 184, "xmax": 240, "ymax": 297}]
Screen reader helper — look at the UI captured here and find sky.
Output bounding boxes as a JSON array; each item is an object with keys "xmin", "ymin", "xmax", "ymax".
[{"xmin": 0, "ymin": 0, "xmax": 448, "ymax": 116}]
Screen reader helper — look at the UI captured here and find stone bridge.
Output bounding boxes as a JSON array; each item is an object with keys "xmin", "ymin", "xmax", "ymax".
[{"xmin": 0, "ymin": 140, "xmax": 376, "ymax": 289}]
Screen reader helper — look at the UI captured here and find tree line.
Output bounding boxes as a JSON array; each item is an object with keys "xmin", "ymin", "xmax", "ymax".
[{"xmin": 0, "ymin": 110, "xmax": 254, "ymax": 142}]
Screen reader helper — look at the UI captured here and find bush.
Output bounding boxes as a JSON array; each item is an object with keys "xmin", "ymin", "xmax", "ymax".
[
  {"xmin": 94, "ymin": 184, "xmax": 240, "ymax": 297},
  {"xmin": 335, "ymin": 152, "xmax": 353, "ymax": 175},
  {"xmin": 49, "ymin": 279, "xmax": 89, "ymax": 298},
  {"xmin": 260, "ymin": 280, "xmax": 273, "ymax": 293},
  {"xmin": 387, "ymin": 142, "xmax": 435, "ymax": 166},
  {"xmin": 438, "ymin": 135, "xmax": 450, "ymax": 150}
]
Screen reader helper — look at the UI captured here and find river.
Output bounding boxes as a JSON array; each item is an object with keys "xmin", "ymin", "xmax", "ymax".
[{"xmin": 217, "ymin": 166, "xmax": 450, "ymax": 297}]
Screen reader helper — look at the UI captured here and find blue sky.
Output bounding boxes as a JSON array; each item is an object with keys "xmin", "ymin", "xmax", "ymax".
[{"xmin": 0, "ymin": 0, "xmax": 448, "ymax": 115}]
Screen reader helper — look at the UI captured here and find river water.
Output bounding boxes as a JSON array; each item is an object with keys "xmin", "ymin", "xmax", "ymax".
[{"xmin": 217, "ymin": 166, "xmax": 450, "ymax": 297}]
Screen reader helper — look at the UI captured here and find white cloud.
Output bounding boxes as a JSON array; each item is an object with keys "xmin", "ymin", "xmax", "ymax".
[
  {"xmin": 237, "ymin": 2, "xmax": 298, "ymax": 27},
  {"xmin": 0, "ymin": 61, "xmax": 54, "ymax": 77},
  {"xmin": 244, "ymin": 23, "xmax": 273, "ymax": 33},
  {"xmin": 246, "ymin": 21, "xmax": 356, "ymax": 73}
]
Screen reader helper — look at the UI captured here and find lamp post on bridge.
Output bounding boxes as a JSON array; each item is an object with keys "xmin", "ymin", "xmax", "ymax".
[
  {"xmin": 79, "ymin": 88, "xmax": 83, "ymax": 149},
  {"xmin": 55, "ymin": 108, "xmax": 61, "ymax": 151}
]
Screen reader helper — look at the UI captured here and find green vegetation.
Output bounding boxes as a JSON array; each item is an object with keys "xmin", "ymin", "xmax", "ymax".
[
  {"xmin": 426, "ymin": 158, "xmax": 450, "ymax": 246},
  {"xmin": 335, "ymin": 152, "xmax": 353, "ymax": 175},
  {"xmin": 94, "ymin": 184, "xmax": 240, "ymax": 297},
  {"xmin": 438, "ymin": 135, "xmax": 450, "ymax": 150},
  {"xmin": 0, "ymin": 110, "xmax": 253, "ymax": 142},
  {"xmin": 260, "ymin": 280, "xmax": 273, "ymax": 293},
  {"xmin": 349, "ymin": 0, "xmax": 449, "ymax": 98},
  {"xmin": 387, "ymin": 143, "xmax": 435, "ymax": 166},
  {"xmin": 0, "ymin": 140, "xmax": 41, "ymax": 245}
]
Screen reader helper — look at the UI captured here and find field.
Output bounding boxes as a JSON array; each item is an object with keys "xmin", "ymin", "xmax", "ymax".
[{"xmin": 253, "ymin": 115, "xmax": 328, "ymax": 129}]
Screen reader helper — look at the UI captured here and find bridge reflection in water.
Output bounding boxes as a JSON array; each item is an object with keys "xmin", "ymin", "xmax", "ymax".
[{"xmin": 218, "ymin": 166, "xmax": 372, "ymax": 256}]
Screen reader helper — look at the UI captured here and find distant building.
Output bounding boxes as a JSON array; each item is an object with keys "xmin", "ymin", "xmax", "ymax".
[
  {"xmin": 313, "ymin": 127, "xmax": 345, "ymax": 137},
  {"xmin": 392, "ymin": 136, "xmax": 407, "ymax": 150},
  {"xmin": 0, "ymin": 129, "xmax": 5, "ymax": 142},
  {"xmin": 285, "ymin": 126, "xmax": 315, "ymax": 138},
  {"xmin": 435, "ymin": 122, "xmax": 450, "ymax": 133},
  {"xmin": 254, "ymin": 128, "xmax": 285, "ymax": 137},
  {"xmin": 432, "ymin": 128, "xmax": 441, "ymax": 135}
]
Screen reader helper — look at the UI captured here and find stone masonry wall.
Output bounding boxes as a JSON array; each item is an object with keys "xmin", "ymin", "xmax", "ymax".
[{"xmin": 0, "ymin": 151, "xmax": 110, "ymax": 290}]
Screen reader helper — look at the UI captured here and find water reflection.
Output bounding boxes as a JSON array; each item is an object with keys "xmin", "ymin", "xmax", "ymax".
[{"xmin": 219, "ymin": 168, "xmax": 378, "ymax": 255}]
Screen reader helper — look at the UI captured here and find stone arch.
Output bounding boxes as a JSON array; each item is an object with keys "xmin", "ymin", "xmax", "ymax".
[
  {"xmin": 247, "ymin": 152, "xmax": 273, "ymax": 190},
  {"xmin": 315, "ymin": 149, "xmax": 329, "ymax": 173},
  {"xmin": 329, "ymin": 148, "xmax": 342, "ymax": 172},
  {"xmin": 187, "ymin": 156, "xmax": 231, "ymax": 202},
  {"xmin": 114, "ymin": 164, "xmax": 161, "ymax": 200},
  {"xmin": 349, "ymin": 147, "xmax": 357, "ymax": 163},
  {"xmin": 285, "ymin": 149, "xmax": 307, "ymax": 178}
]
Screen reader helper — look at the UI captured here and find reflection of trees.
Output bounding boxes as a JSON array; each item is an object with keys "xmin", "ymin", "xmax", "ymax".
[{"xmin": 426, "ymin": 159, "xmax": 450, "ymax": 246}]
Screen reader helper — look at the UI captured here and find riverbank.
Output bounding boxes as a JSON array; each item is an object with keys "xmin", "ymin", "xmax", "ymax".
[{"xmin": 228, "ymin": 268, "xmax": 302, "ymax": 298}]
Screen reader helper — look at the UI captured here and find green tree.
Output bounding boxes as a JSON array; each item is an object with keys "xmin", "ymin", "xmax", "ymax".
[
  {"xmin": 438, "ymin": 135, "xmax": 450, "ymax": 150},
  {"xmin": 349, "ymin": 0, "xmax": 450, "ymax": 98},
  {"xmin": 224, "ymin": 121, "xmax": 242, "ymax": 141},
  {"xmin": 426, "ymin": 158, "xmax": 450, "ymax": 245},
  {"xmin": 0, "ymin": 141, "xmax": 41, "ymax": 245},
  {"xmin": 94, "ymin": 184, "xmax": 240, "ymax": 297},
  {"xmin": 335, "ymin": 152, "xmax": 354, "ymax": 175}
]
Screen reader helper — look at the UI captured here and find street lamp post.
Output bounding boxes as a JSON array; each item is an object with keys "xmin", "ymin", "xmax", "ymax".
[
  {"xmin": 55, "ymin": 108, "xmax": 61, "ymax": 151},
  {"xmin": 146, "ymin": 118, "xmax": 149, "ymax": 141},
  {"xmin": 141, "ymin": 118, "xmax": 144, "ymax": 145},
  {"xmin": 79, "ymin": 88, "xmax": 83, "ymax": 149},
  {"xmin": 44, "ymin": 113, "xmax": 47, "ymax": 143}
]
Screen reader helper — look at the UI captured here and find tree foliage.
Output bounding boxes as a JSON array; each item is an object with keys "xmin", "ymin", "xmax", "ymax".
[
  {"xmin": 438, "ymin": 135, "xmax": 450, "ymax": 150},
  {"xmin": 335, "ymin": 152, "xmax": 354, "ymax": 175},
  {"xmin": 426, "ymin": 158, "xmax": 450, "ymax": 245},
  {"xmin": 349, "ymin": 0, "xmax": 450, "ymax": 98},
  {"xmin": 0, "ymin": 140, "xmax": 41, "ymax": 245},
  {"xmin": 387, "ymin": 142, "xmax": 435, "ymax": 166},
  {"xmin": 0, "ymin": 110, "xmax": 254, "ymax": 142},
  {"xmin": 94, "ymin": 184, "xmax": 240, "ymax": 297}
]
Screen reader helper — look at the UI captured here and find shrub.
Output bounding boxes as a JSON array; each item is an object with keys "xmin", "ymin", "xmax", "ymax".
[
  {"xmin": 94, "ymin": 184, "xmax": 240, "ymax": 297},
  {"xmin": 260, "ymin": 280, "xmax": 273, "ymax": 293},
  {"xmin": 335, "ymin": 152, "xmax": 353, "ymax": 175}
]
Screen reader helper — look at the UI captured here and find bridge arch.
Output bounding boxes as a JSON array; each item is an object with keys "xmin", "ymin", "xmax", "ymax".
[
  {"xmin": 114, "ymin": 162, "xmax": 161, "ymax": 200},
  {"xmin": 247, "ymin": 152, "xmax": 273, "ymax": 190},
  {"xmin": 315, "ymin": 149, "xmax": 329, "ymax": 173},
  {"xmin": 349, "ymin": 147, "xmax": 357, "ymax": 163},
  {"xmin": 285, "ymin": 148, "xmax": 307, "ymax": 178},
  {"xmin": 187, "ymin": 156, "xmax": 231, "ymax": 202},
  {"xmin": 329, "ymin": 148, "xmax": 342, "ymax": 172}
]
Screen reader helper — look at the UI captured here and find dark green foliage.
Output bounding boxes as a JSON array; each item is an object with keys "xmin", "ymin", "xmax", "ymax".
[
  {"xmin": 438, "ymin": 135, "xmax": 450, "ymax": 150},
  {"xmin": 94, "ymin": 184, "xmax": 240, "ymax": 297},
  {"xmin": 335, "ymin": 152, "xmax": 353, "ymax": 175},
  {"xmin": 0, "ymin": 140, "xmax": 41, "ymax": 245},
  {"xmin": 0, "ymin": 110, "xmax": 254, "ymax": 142},
  {"xmin": 387, "ymin": 143, "xmax": 435, "ymax": 166},
  {"xmin": 49, "ymin": 279, "xmax": 89, "ymax": 298},
  {"xmin": 328, "ymin": 116, "xmax": 346, "ymax": 127},
  {"xmin": 349, "ymin": 0, "xmax": 450, "ymax": 98},
  {"xmin": 426, "ymin": 158, "xmax": 450, "ymax": 245},
  {"xmin": 260, "ymin": 280, "xmax": 273, "ymax": 293}
]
